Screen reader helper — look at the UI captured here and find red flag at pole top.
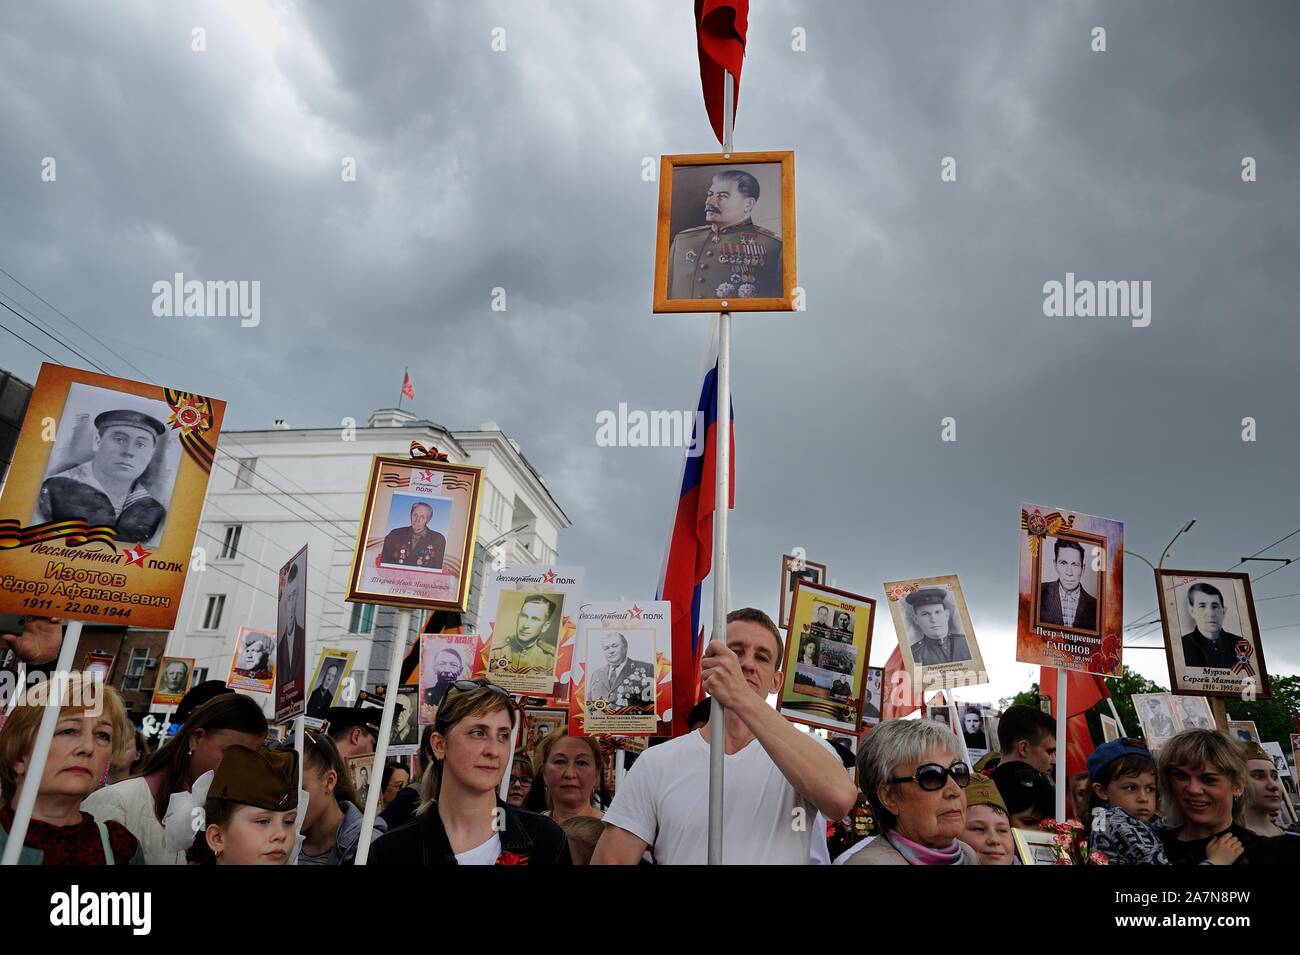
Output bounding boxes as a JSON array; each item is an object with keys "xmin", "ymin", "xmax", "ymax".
[
  {"xmin": 401, "ymin": 369, "xmax": 415, "ymax": 400},
  {"xmin": 695, "ymin": 0, "xmax": 749, "ymax": 144}
]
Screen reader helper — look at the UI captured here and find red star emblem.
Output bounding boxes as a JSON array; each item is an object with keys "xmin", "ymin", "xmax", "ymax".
[
  {"xmin": 629, "ymin": 604, "xmax": 642, "ymax": 619},
  {"xmin": 123, "ymin": 544, "xmax": 151, "ymax": 567},
  {"xmin": 419, "ymin": 469, "xmax": 434, "ymax": 482},
  {"xmin": 542, "ymin": 569, "xmax": 557, "ymax": 584}
]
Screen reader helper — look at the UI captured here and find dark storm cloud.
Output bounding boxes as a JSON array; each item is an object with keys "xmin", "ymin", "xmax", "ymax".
[{"xmin": 1, "ymin": 0, "xmax": 1295, "ymax": 696}]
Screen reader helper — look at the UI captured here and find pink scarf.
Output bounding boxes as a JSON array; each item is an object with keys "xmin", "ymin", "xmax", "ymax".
[{"xmin": 886, "ymin": 830, "xmax": 968, "ymax": 865}]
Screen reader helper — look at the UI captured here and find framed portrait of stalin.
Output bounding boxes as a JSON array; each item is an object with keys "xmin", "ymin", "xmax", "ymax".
[
  {"xmin": 653, "ymin": 151, "xmax": 797, "ymax": 313},
  {"xmin": 346, "ymin": 455, "xmax": 483, "ymax": 612}
]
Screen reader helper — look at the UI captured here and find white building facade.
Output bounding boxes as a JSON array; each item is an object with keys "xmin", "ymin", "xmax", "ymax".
[{"xmin": 163, "ymin": 409, "xmax": 568, "ymax": 715}]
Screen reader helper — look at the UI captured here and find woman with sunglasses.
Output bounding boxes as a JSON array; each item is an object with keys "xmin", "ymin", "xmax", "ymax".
[
  {"xmin": 368, "ymin": 680, "xmax": 571, "ymax": 865},
  {"xmin": 846, "ymin": 720, "xmax": 978, "ymax": 865}
]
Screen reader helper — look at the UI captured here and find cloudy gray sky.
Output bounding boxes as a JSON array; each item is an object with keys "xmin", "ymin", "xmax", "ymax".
[{"xmin": 2, "ymin": 0, "xmax": 1297, "ymax": 703}]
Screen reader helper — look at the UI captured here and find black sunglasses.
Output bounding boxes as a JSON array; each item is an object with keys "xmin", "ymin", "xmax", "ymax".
[
  {"xmin": 889, "ymin": 761, "xmax": 971, "ymax": 791},
  {"xmin": 445, "ymin": 679, "xmax": 516, "ymax": 708}
]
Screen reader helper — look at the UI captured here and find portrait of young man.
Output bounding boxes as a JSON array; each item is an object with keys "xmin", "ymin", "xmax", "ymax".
[
  {"xmin": 34, "ymin": 384, "xmax": 179, "ymax": 545},
  {"xmin": 490, "ymin": 593, "xmax": 562, "ymax": 672},
  {"xmin": 904, "ymin": 587, "xmax": 972, "ymax": 666},
  {"xmin": 1179, "ymin": 580, "xmax": 1243, "ymax": 670}
]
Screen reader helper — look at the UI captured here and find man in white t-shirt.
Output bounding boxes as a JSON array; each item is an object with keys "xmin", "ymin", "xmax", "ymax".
[{"xmin": 593, "ymin": 608, "xmax": 859, "ymax": 865}]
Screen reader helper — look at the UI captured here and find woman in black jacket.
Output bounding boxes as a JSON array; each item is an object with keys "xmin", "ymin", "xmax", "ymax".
[{"xmin": 368, "ymin": 680, "xmax": 570, "ymax": 866}]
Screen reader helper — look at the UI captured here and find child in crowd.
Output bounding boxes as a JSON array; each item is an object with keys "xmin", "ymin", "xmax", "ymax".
[
  {"xmin": 1086, "ymin": 739, "xmax": 1178, "ymax": 865},
  {"xmin": 184, "ymin": 745, "xmax": 300, "ymax": 865}
]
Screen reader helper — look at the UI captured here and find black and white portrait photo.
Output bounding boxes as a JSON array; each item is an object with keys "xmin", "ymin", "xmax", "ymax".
[
  {"xmin": 797, "ymin": 635, "xmax": 820, "ymax": 668},
  {"xmin": 306, "ymin": 656, "xmax": 347, "ymax": 720},
  {"xmin": 1157, "ymin": 570, "xmax": 1268, "ymax": 700},
  {"xmin": 902, "ymin": 587, "xmax": 972, "ymax": 666},
  {"xmin": 275, "ymin": 546, "xmax": 308, "ymax": 722},
  {"xmin": 1135, "ymin": 694, "xmax": 1177, "ymax": 742},
  {"xmin": 390, "ymin": 685, "xmax": 419, "ymax": 748},
  {"xmin": 234, "ymin": 631, "xmax": 274, "ymax": 681},
  {"xmin": 1173, "ymin": 694, "xmax": 1214, "ymax": 731},
  {"xmin": 1036, "ymin": 537, "xmax": 1099, "ymax": 633},
  {"xmin": 585, "ymin": 630, "xmax": 655, "ymax": 711},
  {"xmin": 832, "ymin": 610, "xmax": 854, "ymax": 639},
  {"xmin": 33, "ymin": 382, "xmax": 180, "ymax": 546},
  {"xmin": 862, "ymin": 667, "xmax": 883, "ymax": 724},
  {"xmin": 961, "ymin": 703, "xmax": 987, "ymax": 750}
]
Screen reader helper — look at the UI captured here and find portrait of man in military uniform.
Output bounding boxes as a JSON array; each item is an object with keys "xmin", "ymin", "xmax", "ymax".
[
  {"xmin": 380, "ymin": 499, "xmax": 447, "ymax": 571},
  {"xmin": 666, "ymin": 167, "xmax": 784, "ymax": 300},
  {"xmin": 489, "ymin": 593, "xmax": 562, "ymax": 675},
  {"xmin": 35, "ymin": 403, "xmax": 172, "ymax": 545},
  {"xmin": 904, "ymin": 587, "xmax": 973, "ymax": 667}
]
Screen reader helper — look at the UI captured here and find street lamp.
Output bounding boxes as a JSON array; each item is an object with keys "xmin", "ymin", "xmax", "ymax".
[{"xmin": 1157, "ymin": 518, "xmax": 1197, "ymax": 569}]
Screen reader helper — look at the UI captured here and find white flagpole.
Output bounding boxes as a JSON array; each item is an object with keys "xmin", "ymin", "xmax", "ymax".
[
  {"xmin": 2, "ymin": 620, "xmax": 82, "ymax": 865},
  {"xmin": 354, "ymin": 608, "xmax": 412, "ymax": 865},
  {"xmin": 1055, "ymin": 669, "xmax": 1068, "ymax": 821},
  {"xmin": 498, "ymin": 710, "xmax": 520, "ymax": 802},
  {"xmin": 706, "ymin": 68, "xmax": 736, "ymax": 867}
]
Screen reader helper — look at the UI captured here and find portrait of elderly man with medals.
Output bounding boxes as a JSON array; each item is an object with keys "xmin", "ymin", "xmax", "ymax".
[
  {"xmin": 380, "ymin": 500, "xmax": 447, "ymax": 570},
  {"xmin": 667, "ymin": 168, "xmax": 783, "ymax": 300},
  {"xmin": 35, "ymin": 408, "xmax": 169, "ymax": 543}
]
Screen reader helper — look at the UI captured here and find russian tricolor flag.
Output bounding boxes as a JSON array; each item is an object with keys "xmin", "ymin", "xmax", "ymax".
[{"xmin": 657, "ymin": 316, "xmax": 734, "ymax": 737}]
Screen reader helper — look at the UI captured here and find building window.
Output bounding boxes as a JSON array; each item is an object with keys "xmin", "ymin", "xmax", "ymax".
[
  {"xmin": 234, "ymin": 457, "xmax": 257, "ymax": 489},
  {"xmin": 348, "ymin": 603, "xmax": 375, "ymax": 635},
  {"xmin": 202, "ymin": 594, "xmax": 226, "ymax": 630},
  {"xmin": 219, "ymin": 525, "xmax": 242, "ymax": 559},
  {"xmin": 121, "ymin": 648, "xmax": 149, "ymax": 692},
  {"xmin": 192, "ymin": 667, "xmax": 209, "ymax": 685}
]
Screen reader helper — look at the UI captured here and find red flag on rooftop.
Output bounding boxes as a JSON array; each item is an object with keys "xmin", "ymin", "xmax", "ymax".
[
  {"xmin": 695, "ymin": 0, "xmax": 749, "ymax": 144},
  {"xmin": 401, "ymin": 369, "xmax": 415, "ymax": 400}
]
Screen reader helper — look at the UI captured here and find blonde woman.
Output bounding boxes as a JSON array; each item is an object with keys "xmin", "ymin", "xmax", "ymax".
[{"xmin": 0, "ymin": 675, "xmax": 143, "ymax": 865}]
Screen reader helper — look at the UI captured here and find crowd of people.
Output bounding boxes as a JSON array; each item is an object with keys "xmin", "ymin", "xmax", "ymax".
[{"xmin": 1, "ymin": 610, "xmax": 1297, "ymax": 866}]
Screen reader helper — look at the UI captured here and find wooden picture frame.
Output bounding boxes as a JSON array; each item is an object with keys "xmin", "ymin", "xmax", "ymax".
[
  {"xmin": 1155, "ymin": 569, "xmax": 1269, "ymax": 700},
  {"xmin": 653, "ymin": 151, "xmax": 797, "ymax": 312},
  {"xmin": 778, "ymin": 579, "xmax": 875, "ymax": 733},
  {"xmin": 1031, "ymin": 528, "xmax": 1107, "ymax": 639},
  {"xmin": 883, "ymin": 574, "xmax": 987, "ymax": 692},
  {"xmin": 778, "ymin": 553, "xmax": 827, "ymax": 630},
  {"xmin": 345, "ymin": 455, "xmax": 483, "ymax": 612}
]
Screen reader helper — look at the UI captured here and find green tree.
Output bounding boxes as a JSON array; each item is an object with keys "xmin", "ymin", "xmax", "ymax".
[{"xmin": 1225, "ymin": 675, "xmax": 1300, "ymax": 746}]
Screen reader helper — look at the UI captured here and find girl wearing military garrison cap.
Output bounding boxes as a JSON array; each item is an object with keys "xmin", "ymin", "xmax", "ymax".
[{"xmin": 182, "ymin": 745, "xmax": 301, "ymax": 865}]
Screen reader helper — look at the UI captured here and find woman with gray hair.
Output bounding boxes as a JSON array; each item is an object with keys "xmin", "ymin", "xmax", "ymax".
[{"xmin": 846, "ymin": 719, "xmax": 978, "ymax": 865}]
